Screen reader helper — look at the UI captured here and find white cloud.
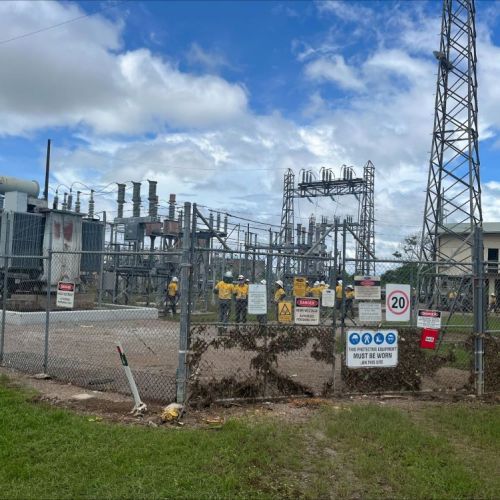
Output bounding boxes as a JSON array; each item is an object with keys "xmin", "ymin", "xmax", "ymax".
[
  {"xmin": 186, "ymin": 43, "xmax": 231, "ymax": 72},
  {"xmin": 304, "ymin": 55, "xmax": 364, "ymax": 91},
  {"xmin": 0, "ymin": 1, "xmax": 248, "ymax": 135}
]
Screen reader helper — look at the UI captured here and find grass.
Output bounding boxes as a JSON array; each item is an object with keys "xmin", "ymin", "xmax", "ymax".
[{"xmin": 1, "ymin": 375, "xmax": 499, "ymax": 499}]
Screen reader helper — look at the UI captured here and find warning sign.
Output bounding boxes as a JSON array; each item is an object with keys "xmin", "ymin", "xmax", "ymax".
[
  {"xmin": 293, "ymin": 277, "xmax": 307, "ymax": 297},
  {"xmin": 358, "ymin": 302, "xmax": 382, "ymax": 323},
  {"xmin": 417, "ymin": 309, "xmax": 442, "ymax": 329},
  {"xmin": 386, "ymin": 284, "xmax": 411, "ymax": 322},
  {"xmin": 278, "ymin": 301, "xmax": 293, "ymax": 323},
  {"xmin": 346, "ymin": 329, "xmax": 398, "ymax": 368},
  {"xmin": 354, "ymin": 276, "xmax": 381, "ymax": 300},
  {"xmin": 322, "ymin": 289, "xmax": 336, "ymax": 308},
  {"xmin": 248, "ymin": 284, "xmax": 267, "ymax": 315},
  {"xmin": 294, "ymin": 297, "xmax": 320, "ymax": 325},
  {"xmin": 56, "ymin": 281, "xmax": 75, "ymax": 309}
]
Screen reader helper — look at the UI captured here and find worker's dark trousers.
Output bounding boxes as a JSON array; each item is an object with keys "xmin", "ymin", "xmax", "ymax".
[
  {"xmin": 342, "ymin": 300, "xmax": 354, "ymax": 321},
  {"xmin": 235, "ymin": 299, "xmax": 248, "ymax": 323},
  {"xmin": 166, "ymin": 296, "xmax": 177, "ymax": 314},
  {"xmin": 219, "ymin": 300, "xmax": 231, "ymax": 324}
]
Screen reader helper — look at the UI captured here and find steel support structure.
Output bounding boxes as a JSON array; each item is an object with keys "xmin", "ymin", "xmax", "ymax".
[
  {"xmin": 278, "ymin": 168, "xmax": 295, "ymax": 277},
  {"xmin": 355, "ymin": 161, "xmax": 376, "ymax": 275},
  {"xmin": 420, "ymin": 0, "xmax": 482, "ymax": 304}
]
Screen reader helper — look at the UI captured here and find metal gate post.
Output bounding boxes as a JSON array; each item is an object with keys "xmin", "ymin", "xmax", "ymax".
[
  {"xmin": 43, "ymin": 220, "xmax": 53, "ymax": 374},
  {"xmin": 176, "ymin": 202, "xmax": 192, "ymax": 404},
  {"xmin": 0, "ymin": 213, "xmax": 10, "ymax": 364},
  {"xmin": 472, "ymin": 225, "xmax": 485, "ymax": 396}
]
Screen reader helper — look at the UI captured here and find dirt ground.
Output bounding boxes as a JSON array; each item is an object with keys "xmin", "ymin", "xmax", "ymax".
[{"xmin": 2, "ymin": 365, "xmax": 497, "ymax": 431}]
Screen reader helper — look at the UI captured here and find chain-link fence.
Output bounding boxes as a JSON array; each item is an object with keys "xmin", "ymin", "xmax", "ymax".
[
  {"xmin": 0, "ymin": 249, "xmax": 181, "ymax": 403},
  {"xmin": 0, "ymin": 208, "xmax": 497, "ymax": 405}
]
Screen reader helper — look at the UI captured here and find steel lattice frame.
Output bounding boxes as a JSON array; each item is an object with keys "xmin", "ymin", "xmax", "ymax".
[
  {"xmin": 356, "ymin": 161, "xmax": 376, "ymax": 275},
  {"xmin": 420, "ymin": 0, "xmax": 482, "ymax": 269},
  {"xmin": 279, "ymin": 168, "xmax": 295, "ymax": 276}
]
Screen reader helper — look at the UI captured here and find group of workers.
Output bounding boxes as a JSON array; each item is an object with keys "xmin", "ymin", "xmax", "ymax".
[{"xmin": 213, "ymin": 272, "xmax": 254, "ymax": 324}]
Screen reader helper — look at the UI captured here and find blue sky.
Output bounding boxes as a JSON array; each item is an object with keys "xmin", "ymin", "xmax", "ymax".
[{"xmin": 1, "ymin": 0, "xmax": 500, "ymax": 255}]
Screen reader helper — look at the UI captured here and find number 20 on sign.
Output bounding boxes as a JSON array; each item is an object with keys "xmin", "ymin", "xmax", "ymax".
[{"xmin": 385, "ymin": 284, "xmax": 411, "ymax": 322}]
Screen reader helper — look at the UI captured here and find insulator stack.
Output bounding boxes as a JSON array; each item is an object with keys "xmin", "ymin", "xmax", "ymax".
[
  {"xmin": 148, "ymin": 180, "xmax": 158, "ymax": 220},
  {"xmin": 117, "ymin": 183, "xmax": 126, "ymax": 219},
  {"xmin": 168, "ymin": 193, "xmax": 176, "ymax": 220},
  {"xmin": 75, "ymin": 191, "xmax": 81, "ymax": 213},
  {"xmin": 88, "ymin": 189, "xmax": 95, "ymax": 219},
  {"xmin": 132, "ymin": 182, "xmax": 141, "ymax": 217}
]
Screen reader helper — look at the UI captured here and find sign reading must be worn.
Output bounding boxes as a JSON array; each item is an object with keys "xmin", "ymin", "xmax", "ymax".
[
  {"xmin": 294, "ymin": 297, "xmax": 320, "ymax": 325},
  {"xmin": 278, "ymin": 301, "xmax": 293, "ymax": 323},
  {"xmin": 354, "ymin": 276, "xmax": 381, "ymax": 300},
  {"xmin": 56, "ymin": 281, "xmax": 75, "ymax": 309},
  {"xmin": 417, "ymin": 309, "xmax": 442, "ymax": 329},
  {"xmin": 346, "ymin": 329, "xmax": 398, "ymax": 368},
  {"xmin": 248, "ymin": 284, "xmax": 267, "ymax": 315}
]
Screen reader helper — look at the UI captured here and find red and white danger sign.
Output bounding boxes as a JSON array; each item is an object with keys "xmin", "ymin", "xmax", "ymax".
[
  {"xmin": 417, "ymin": 309, "xmax": 442, "ymax": 329},
  {"xmin": 56, "ymin": 281, "xmax": 75, "ymax": 309},
  {"xmin": 294, "ymin": 297, "xmax": 320, "ymax": 325},
  {"xmin": 385, "ymin": 284, "xmax": 411, "ymax": 322}
]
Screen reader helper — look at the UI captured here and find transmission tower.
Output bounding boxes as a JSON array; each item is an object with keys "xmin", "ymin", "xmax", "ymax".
[
  {"xmin": 420, "ymin": 0, "xmax": 481, "ymax": 269},
  {"xmin": 279, "ymin": 168, "xmax": 295, "ymax": 276},
  {"xmin": 356, "ymin": 161, "xmax": 375, "ymax": 275}
]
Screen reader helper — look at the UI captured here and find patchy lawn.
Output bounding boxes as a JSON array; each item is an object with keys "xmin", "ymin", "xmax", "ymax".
[{"xmin": 0, "ymin": 376, "xmax": 498, "ymax": 499}]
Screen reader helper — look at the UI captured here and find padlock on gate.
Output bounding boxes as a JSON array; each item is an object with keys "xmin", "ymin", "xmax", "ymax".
[{"xmin": 420, "ymin": 328, "xmax": 439, "ymax": 350}]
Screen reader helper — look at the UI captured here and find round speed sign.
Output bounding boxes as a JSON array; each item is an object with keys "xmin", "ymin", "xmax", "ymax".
[{"xmin": 385, "ymin": 284, "xmax": 411, "ymax": 322}]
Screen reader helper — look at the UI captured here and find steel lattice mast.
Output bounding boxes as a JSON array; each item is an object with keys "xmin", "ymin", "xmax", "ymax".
[
  {"xmin": 356, "ymin": 161, "xmax": 375, "ymax": 275},
  {"xmin": 420, "ymin": 0, "xmax": 482, "ymax": 269},
  {"xmin": 279, "ymin": 168, "xmax": 295, "ymax": 276}
]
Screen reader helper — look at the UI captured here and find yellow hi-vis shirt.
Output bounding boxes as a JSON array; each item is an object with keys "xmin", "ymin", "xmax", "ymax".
[
  {"xmin": 274, "ymin": 287, "xmax": 286, "ymax": 303},
  {"xmin": 215, "ymin": 281, "xmax": 234, "ymax": 300},
  {"xmin": 346, "ymin": 290, "xmax": 355, "ymax": 300},
  {"xmin": 167, "ymin": 282, "xmax": 178, "ymax": 297},
  {"xmin": 336, "ymin": 285, "xmax": 343, "ymax": 299},
  {"xmin": 310, "ymin": 286, "xmax": 322, "ymax": 298},
  {"xmin": 234, "ymin": 283, "xmax": 249, "ymax": 300}
]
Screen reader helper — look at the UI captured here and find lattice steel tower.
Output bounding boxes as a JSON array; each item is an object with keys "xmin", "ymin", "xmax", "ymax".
[
  {"xmin": 356, "ymin": 161, "xmax": 375, "ymax": 275},
  {"xmin": 279, "ymin": 168, "xmax": 295, "ymax": 276},
  {"xmin": 420, "ymin": 0, "xmax": 482, "ymax": 267}
]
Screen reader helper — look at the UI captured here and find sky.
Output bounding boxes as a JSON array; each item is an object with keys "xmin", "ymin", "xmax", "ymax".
[{"xmin": 1, "ymin": 0, "xmax": 500, "ymax": 257}]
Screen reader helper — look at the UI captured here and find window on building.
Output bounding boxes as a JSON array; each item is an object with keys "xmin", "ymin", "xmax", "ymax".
[{"xmin": 487, "ymin": 248, "xmax": 498, "ymax": 273}]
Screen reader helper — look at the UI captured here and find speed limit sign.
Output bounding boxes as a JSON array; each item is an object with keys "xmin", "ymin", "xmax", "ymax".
[{"xmin": 386, "ymin": 284, "xmax": 411, "ymax": 322}]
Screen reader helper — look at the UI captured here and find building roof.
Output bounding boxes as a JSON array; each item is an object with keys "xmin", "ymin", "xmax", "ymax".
[{"xmin": 438, "ymin": 222, "xmax": 500, "ymax": 235}]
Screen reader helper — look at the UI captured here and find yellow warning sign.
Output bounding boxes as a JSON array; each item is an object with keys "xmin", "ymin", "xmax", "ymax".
[
  {"xmin": 278, "ymin": 301, "xmax": 293, "ymax": 323},
  {"xmin": 293, "ymin": 277, "xmax": 307, "ymax": 297}
]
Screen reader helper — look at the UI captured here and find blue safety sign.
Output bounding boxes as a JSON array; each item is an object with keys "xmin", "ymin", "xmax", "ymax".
[
  {"xmin": 362, "ymin": 333, "xmax": 373, "ymax": 345},
  {"xmin": 349, "ymin": 333, "xmax": 360, "ymax": 345},
  {"xmin": 346, "ymin": 329, "xmax": 398, "ymax": 368}
]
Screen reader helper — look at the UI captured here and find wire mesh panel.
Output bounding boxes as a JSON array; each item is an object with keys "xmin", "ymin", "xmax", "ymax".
[{"xmin": 188, "ymin": 323, "xmax": 334, "ymax": 404}]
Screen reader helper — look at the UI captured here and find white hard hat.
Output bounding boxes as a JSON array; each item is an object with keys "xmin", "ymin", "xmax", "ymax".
[
  {"xmin": 347, "ymin": 285, "xmax": 353, "ymax": 290},
  {"xmin": 314, "ymin": 281, "xmax": 320, "ymax": 287},
  {"xmin": 172, "ymin": 277, "xmax": 178, "ymax": 282},
  {"xmin": 260, "ymin": 279, "xmax": 266, "ymax": 285},
  {"xmin": 238, "ymin": 275, "xmax": 244, "ymax": 280},
  {"xmin": 275, "ymin": 280, "xmax": 283, "ymax": 287},
  {"xmin": 224, "ymin": 271, "xmax": 233, "ymax": 278},
  {"xmin": 338, "ymin": 279, "xmax": 343, "ymax": 284},
  {"xmin": 320, "ymin": 281, "xmax": 325, "ymax": 285}
]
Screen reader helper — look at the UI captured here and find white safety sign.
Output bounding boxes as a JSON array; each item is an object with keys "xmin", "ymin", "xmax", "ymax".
[
  {"xmin": 294, "ymin": 297, "xmax": 320, "ymax": 325},
  {"xmin": 248, "ymin": 284, "xmax": 267, "ymax": 315},
  {"xmin": 56, "ymin": 281, "xmax": 75, "ymax": 309},
  {"xmin": 347, "ymin": 329, "xmax": 398, "ymax": 368},
  {"xmin": 322, "ymin": 289, "xmax": 336, "ymax": 308},
  {"xmin": 417, "ymin": 310, "xmax": 442, "ymax": 329},
  {"xmin": 354, "ymin": 276, "xmax": 381, "ymax": 300},
  {"xmin": 358, "ymin": 302, "xmax": 382, "ymax": 323},
  {"xmin": 386, "ymin": 284, "xmax": 411, "ymax": 322}
]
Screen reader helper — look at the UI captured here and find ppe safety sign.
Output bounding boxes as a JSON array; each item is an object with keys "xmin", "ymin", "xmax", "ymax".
[{"xmin": 347, "ymin": 329, "xmax": 398, "ymax": 368}]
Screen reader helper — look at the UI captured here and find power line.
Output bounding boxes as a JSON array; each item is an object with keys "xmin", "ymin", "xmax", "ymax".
[{"xmin": 0, "ymin": 1, "xmax": 126, "ymax": 46}]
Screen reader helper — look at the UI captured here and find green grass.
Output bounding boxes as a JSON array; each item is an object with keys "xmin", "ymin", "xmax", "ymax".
[{"xmin": 1, "ymin": 376, "xmax": 499, "ymax": 499}]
